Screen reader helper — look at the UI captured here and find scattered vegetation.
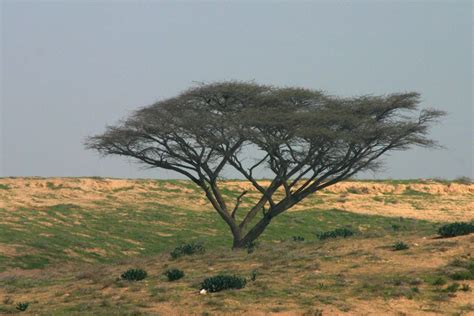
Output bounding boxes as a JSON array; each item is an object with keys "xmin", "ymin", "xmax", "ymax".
[
  {"xmin": 438, "ymin": 222, "xmax": 474, "ymax": 238},
  {"xmin": 403, "ymin": 187, "xmax": 432, "ymax": 196},
  {"xmin": 120, "ymin": 268, "xmax": 148, "ymax": 281},
  {"xmin": 46, "ymin": 182, "xmax": 65, "ymax": 190},
  {"xmin": 346, "ymin": 186, "xmax": 369, "ymax": 194},
  {"xmin": 391, "ymin": 224, "xmax": 401, "ymax": 231},
  {"xmin": 0, "ymin": 184, "xmax": 11, "ymax": 190},
  {"xmin": 392, "ymin": 241, "xmax": 409, "ymax": 251},
  {"xmin": 170, "ymin": 242, "xmax": 205, "ymax": 259},
  {"xmin": 201, "ymin": 275, "xmax": 247, "ymax": 293},
  {"xmin": 445, "ymin": 282, "xmax": 460, "ymax": 293},
  {"xmin": 292, "ymin": 236, "xmax": 305, "ymax": 242},
  {"xmin": 317, "ymin": 227, "xmax": 354, "ymax": 240},
  {"xmin": 16, "ymin": 302, "xmax": 29, "ymax": 312},
  {"xmin": 164, "ymin": 269, "xmax": 185, "ymax": 281},
  {"xmin": 444, "ymin": 258, "xmax": 474, "ymax": 280},
  {"xmin": 426, "ymin": 276, "xmax": 446, "ymax": 286}
]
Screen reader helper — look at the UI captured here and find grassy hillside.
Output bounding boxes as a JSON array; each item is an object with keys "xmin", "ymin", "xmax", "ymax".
[{"xmin": 0, "ymin": 178, "xmax": 473, "ymax": 315}]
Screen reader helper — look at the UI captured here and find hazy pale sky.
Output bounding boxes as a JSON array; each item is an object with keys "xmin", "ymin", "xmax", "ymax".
[{"xmin": 1, "ymin": 1, "xmax": 472, "ymax": 179}]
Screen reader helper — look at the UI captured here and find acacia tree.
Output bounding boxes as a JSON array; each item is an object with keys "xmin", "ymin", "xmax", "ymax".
[{"xmin": 86, "ymin": 81, "xmax": 444, "ymax": 248}]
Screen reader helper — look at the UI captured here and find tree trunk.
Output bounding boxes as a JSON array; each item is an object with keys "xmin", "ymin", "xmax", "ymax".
[{"xmin": 232, "ymin": 215, "xmax": 273, "ymax": 249}]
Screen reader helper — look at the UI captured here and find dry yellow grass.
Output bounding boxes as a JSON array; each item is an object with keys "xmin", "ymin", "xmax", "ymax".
[{"xmin": 1, "ymin": 177, "xmax": 473, "ymax": 221}]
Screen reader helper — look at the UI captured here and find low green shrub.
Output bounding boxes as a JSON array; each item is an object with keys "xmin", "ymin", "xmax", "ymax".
[
  {"xmin": 317, "ymin": 227, "xmax": 354, "ymax": 240},
  {"xmin": 250, "ymin": 270, "xmax": 257, "ymax": 281},
  {"xmin": 164, "ymin": 269, "xmax": 184, "ymax": 281},
  {"xmin": 170, "ymin": 242, "xmax": 205, "ymax": 259},
  {"xmin": 445, "ymin": 283, "xmax": 460, "ymax": 293},
  {"xmin": 121, "ymin": 268, "xmax": 147, "ymax": 281},
  {"xmin": 427, "ymin": 276, "xmax": 446, "ymax": 286},
  {"xmin": 392, "ymin": 241, "xmax": 409, "ymax": 251},
  {"xmin": 450, "ymin": 270, "xmax": 474, "ymax": 281},
  {"xmin": 201, "ymin": 275, "xmax": 247, "ymax": 292},
  {"xmin": 16, "ymin": 302, "xmax": 29, "ymax": 312},
  {"xmin": 438, "ymin": 222, "xmax": 474, "ymax": 238},
  {"xmin": 391, "ymin": 224, "xmax": 401, "ymax": 231},
  {"xmin": 292, "ymin": 236, "xmax": 305, "ymax": 242}
]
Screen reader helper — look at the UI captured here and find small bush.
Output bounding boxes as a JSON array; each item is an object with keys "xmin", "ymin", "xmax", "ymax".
[
  {"xmin": 250, "ymin": 270, "xmax": 257, "ymax": 281},
  {"xmin": 460, "ymin": 284, "xmax": 471, "ymax": 292},
  {"xmin": 392, "ymin": 241, "xmax": 409, "ymax": 251},
  {"xmin": 373, "ymin": 196, "xmax": 384, "ymax": 202},
  {"xmin": 164, "ymin": 269, "xmax": 184, "ymax": 281},
  {"xmin": 428, "ymin": 276, "xmax": 446, "ymax": 286},
  {"xmin": 445, "ymin": 283, "xmax": 460, "ymax": 293},
  {"xmin": 438, "ymin": 222, "xmax": 474, "ymax": 238},
  {"xmin": 391, "ymin": 224, "xmax": 401, "ymax": 231},
  {"xmin": 170, "ymin": 242, "xmax": 205, "ymax": 259},
  {"xmin": 121, "ymin": 268, "xmax": 147, "ymax": 281},
  {"xmin": 16, "ymin": 302, "xmax": 29, "ymax": 312},
  {"xmin": 450, "ymin": 270, "xmax": 474, "ymax": 281},
  {"xmin": 317, "ymin": 228, "xmax": 354, "ymax": 240},
  {"xmin": 292, "ymin": 236, "xmax": 305, "ymax": 242},
  {"xmin": 201, "ymin": 275, "xmax": 246, "ymax": 292}
]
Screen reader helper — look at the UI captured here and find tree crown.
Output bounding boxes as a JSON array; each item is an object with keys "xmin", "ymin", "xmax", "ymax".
[{"xmin": 86, "ymin": 81, "xmax": 444, "ymax": 189}]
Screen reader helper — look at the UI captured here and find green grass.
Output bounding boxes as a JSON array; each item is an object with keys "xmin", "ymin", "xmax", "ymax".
[
  {"xmin": 0, "ymin": 201, "xmax": 440, "ymax": 271},
  {"xmin": 46, "ymin": 182, "xmax": 65, "ymax": 190},
  {"xmin": 403, "ymin": 187, "xmax": 433, "ymax": 197}
]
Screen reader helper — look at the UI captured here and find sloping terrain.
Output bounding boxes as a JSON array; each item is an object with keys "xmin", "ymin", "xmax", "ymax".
[
  {"xmin": 1, "ymin": 177, "xmax": 473, "ymax": 221},
  {"xmin": 0, "ymin": 178, "xmax": 473, "ymax": 315}
]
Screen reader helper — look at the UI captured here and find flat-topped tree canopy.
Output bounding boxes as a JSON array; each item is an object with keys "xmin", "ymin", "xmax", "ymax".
[{"xmin": 86, "ymin": 81, "xmax": 445, "ymax": 248}]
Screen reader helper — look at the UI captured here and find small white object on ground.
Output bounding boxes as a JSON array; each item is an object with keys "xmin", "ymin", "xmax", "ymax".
[{"xmin": 199, "ymin": 289, "xmax": 207, "ymax": 295}]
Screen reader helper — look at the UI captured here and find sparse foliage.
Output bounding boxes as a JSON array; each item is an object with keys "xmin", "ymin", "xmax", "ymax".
[
  {"xmin": 292, "ymin": 236, "xmax": 305, "ymax": 241},
  {"xmin": 392, "ymin": 241, "xmax": 409, "ymax": 251},
  {"xmin": 86, "ymin": 81, "xmax": 445, "ymax": 248},
  {"xmin": 170, "ymin": 242, "xmax": 205, "ymax": 259},
  {"xmin": 317, "ymin": 227, "xmax": 354, "ymax": 240}
]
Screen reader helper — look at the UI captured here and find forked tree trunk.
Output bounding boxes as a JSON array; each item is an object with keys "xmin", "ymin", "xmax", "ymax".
[{"xmin": 231, "ymin": 215, "xmax": 273, "ymax": 249}]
